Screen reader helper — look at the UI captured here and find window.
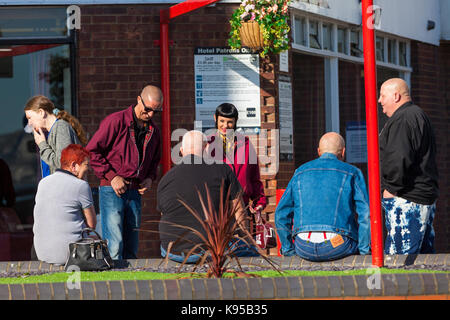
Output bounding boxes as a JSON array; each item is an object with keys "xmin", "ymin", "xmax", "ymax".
[
  {"xmin": 309, "ymin": 20, "xmax": 321, "ymax": 49},
  {"xmin": 350, "ymin": 30, "xmax": 362, "ymax": 57},
  {"xmin": 388, "ymin": 39, "xmax": 397, "ymax": 64},
  {"xmin": 337, "ymin": 27, "xmax": 348, "ymax": 54},
  {"xmin": 0, "ymin": 7, "xmax": 76, "ymax": 242},
  {"xmin": 399, "ymin": 41, "xmax": 408, "ymax": 66},
  {"xmin": 294, "ymin": 17, "xmax": 306, "ymax": 46},
  {"xmin": 376, "ymin": 36, "xmax": 385, "ymax": 61},
  {"xmin": 0, "ymin": 7, "xmax": 68, "ymax": 38},
  {"xmin": 291, "ymin": 14, "xmax": 411, "ymax": 72},
  {"xmin": 322, "ymin": 23, "xmax": 333, "ymax": 51}
]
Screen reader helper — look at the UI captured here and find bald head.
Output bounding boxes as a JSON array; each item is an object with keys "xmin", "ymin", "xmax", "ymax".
[
  {"xmin": 318, "ymin": 132, "xmax": 345, "ymax": 160},
  {"xmin": 141, "ymin": 85, "xmax": 163, "ymax": 104},
  {"xmin": 181, "ymin": 130, "xmax": 207, "ymax": 157},
  {"xmin": 378, "ymin": 78, "xmax": 411, "ymax": 117}
]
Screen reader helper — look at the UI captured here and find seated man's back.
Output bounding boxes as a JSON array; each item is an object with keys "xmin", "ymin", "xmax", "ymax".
[
  {"xmin": 157, "ymin": 154, "xmax": 241, "ymax": 255},
  {"xmin": 275, "ymin": 132, "xmax": 370, "ymax": 261}
]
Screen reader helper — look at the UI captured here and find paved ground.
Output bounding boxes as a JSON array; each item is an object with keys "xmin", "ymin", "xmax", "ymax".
[{"xmin": 0, "ymin": 254, "xmax": 448, "ymax": 300}]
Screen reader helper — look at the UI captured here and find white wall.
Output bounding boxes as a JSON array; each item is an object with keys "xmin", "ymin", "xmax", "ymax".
[
  {"xmin": 2, "ymin": 0, "xmax": 447, "ymax": 43},
  {"xmin": 290, "ymin": 0, "xmax": 442, "ymax": 46},
  {"xmin": 441, "ymin": 0, "xmax": 450, "ymax": 40}
]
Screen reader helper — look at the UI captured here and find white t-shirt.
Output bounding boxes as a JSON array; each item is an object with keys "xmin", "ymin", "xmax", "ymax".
[{"xmin": 33, "ymin": 170, "xmax": 93, "ymax": 265}]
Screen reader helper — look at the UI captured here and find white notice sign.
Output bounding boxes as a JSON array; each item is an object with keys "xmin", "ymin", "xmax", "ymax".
[
  {"xmin": 346, "ymin": 121, "xmax": 367, "ymax": 163},
  {"xmin": 194, "ymin": 47, "xmax": 260, "ymax": 129},
  {"xmin": 278, "ymin": 77, "xmax": 293, "ymax": 159}
]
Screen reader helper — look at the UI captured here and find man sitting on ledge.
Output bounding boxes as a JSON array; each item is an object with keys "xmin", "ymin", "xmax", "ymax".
[
  {"xmin": 156, "ymin": 130, "xmax": 258, "ymax": 263},
  {"xmin": 275, "ymin": 132, "xmax": 370, "ymax": 261}
]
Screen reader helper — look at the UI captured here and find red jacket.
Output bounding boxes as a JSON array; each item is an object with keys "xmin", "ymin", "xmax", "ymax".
[
  {"xmin": 208, "ymin": 132, "xmax": 267, "ymax": 209},
  {"xmin": 86, "ymin": 106, "xmax": 161, "ymax": 187}
]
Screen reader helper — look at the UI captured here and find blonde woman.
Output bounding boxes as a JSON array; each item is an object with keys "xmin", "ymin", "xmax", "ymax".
[{"xmin": 24, "ymin": 95, "xmax": 87, "ymax": 177}]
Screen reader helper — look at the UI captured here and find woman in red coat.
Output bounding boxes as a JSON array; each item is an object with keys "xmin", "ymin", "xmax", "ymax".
[{"xmin": 207, "ymin": 103, "xmax": 267, "ymax": 215}]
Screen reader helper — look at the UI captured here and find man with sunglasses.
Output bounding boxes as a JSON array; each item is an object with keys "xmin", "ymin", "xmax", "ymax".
[{"xmin": 87, "ymin": 85, "xmax": 162, "ymax": 260}]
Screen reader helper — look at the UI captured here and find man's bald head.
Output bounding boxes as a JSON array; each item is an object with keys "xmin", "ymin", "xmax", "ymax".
[
  {"xmin": 181, "ymin": 130, "xmax": 207, "ymax": 157},
  {"xmin": 141, "ymin": 85, "xmax": 163, "ymax": 104},
  {"xmin": 318, "ymin": 132, "xmax": 345, "ymax": 160},
  {"xmin": 378, "ymin": 78, "xmax": 411, "ymax": 117}
]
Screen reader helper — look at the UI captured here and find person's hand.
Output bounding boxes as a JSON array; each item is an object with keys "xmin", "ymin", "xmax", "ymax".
[
  {"xmin": 249, "ymin": 205, "xmax": 263, "ymax": 214},
  {"xmin": 138, "ymin": 178, "xmax": 152, "ymax": 195},
  {"xmin": 33, "ymin": 127, "xmax": 46, "ymax": 145},
  {"xmin": 110, "ymin": 175, "xmax": 130, "ymax": 197},
  {"xmin": 383, "ymin": 190, "xmax": 395, "ymax": 199}
]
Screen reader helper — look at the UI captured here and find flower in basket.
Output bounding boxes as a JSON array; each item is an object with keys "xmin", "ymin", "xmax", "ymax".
[{"xmin": 228, "ymin": 0, "xmax": 291, "ymax": 57}]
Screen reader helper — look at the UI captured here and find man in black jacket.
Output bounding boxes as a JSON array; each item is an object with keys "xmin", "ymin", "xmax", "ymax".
[{"xmin": 378, "ymin": 78, "xmax": 439, "ymax": 255}]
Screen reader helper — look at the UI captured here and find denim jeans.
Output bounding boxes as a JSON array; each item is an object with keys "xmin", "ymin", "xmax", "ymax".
[
  {"xmin": 294, "ymin": 234, "xmax": 358, "ymax": 262},
  {"xmin": 99, "ymin": 186, "xmax": 141, "ymax": 260},
  {"xmin": 160, "ymin": 239, "xmax": 259, "ymax": 264},
  {"xmin": 160, "ymin": 246, "xmax": 204, "ymax": 264},
  {"xmin": 382, "ymin": 197, "xmax": 436, "ymax": 255}
]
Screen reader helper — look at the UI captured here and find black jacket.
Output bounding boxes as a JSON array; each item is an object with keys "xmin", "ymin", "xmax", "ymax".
[{"xmin": 379, "ymin": 102, "xmax": 439, "ymax": 205}]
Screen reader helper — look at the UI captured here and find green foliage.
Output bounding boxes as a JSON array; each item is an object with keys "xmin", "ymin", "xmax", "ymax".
[{"xmin": 228, "ymin": 0, "xmax": 291, "ymax": 57}]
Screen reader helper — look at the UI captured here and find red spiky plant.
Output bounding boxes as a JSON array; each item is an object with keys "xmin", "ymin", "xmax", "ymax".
[
  {"xmin": 141, "ymin": 179, "xmax": 280, "ymax": 278},
  {"xmin": 165, "ymin": 180, "xmax": 279, "ymax": 278}
]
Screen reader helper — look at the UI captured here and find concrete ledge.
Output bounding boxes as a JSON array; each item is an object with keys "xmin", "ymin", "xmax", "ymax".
[
  {"xmin": 0, "ymin": 273, "xmax": 448, "ymax": 300},
  {"xmin": 0, "ymin": 254, "xmax": 448, "ymax": 300},
  {"xmin": 2, "ymin": 254, "xmax": 449, "ymax": 274}
]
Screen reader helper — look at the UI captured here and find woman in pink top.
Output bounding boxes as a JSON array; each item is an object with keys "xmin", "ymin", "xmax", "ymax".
[{"xmin": 207, "ymin": 103, "xmax": 267, "ymax": 214}]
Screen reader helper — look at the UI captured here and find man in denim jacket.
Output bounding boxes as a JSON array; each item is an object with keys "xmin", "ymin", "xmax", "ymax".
[{"xmin": 275, "ymin": 132, "xmax": 370, "ymax": 261}]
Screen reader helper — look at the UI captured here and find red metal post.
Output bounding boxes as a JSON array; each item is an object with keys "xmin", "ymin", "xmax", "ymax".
[
  {"xmin": 160, "ymin": 12, "xmax": 171, "ymax": 175},
  {"xmin": 361, "ymin": 0, "xmax": 384, "ymax": 267},
  {"xmin": 159, "ymin": 0, "xmax": 221, "ymax": 174}
]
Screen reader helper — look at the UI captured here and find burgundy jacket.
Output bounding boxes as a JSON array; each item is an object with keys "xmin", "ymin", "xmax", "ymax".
[
  {"xmin": 86, "ymin": 106, "xmax": 161, "ymax": 188},
  {"xmin": 208, "ymin": 132, "xmax": 267, "ymax": 209}
]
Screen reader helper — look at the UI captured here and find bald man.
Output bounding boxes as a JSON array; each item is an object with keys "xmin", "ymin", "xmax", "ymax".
[
  {"xmin": 378, "ymin": 78, "xmax": 438, "ymax": 255},
  {"xmin": 157, "ymin": 130, "xmax": 257, "ymax": 263},
  {"xmin": 275, "ymin": 132, "xmax": 370, "ymax": 262},
  {"xmin": 87, "ymin": 85, "xmax": 162, "ymax": 260}
]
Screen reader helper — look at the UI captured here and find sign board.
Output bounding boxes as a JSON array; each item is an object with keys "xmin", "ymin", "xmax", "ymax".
[
  {"xmin": 345, "ymin": 121, "xmax": 367, "ymax": 163},
  {"xmin": 194, "ymin": 47, "xmax": 260, "ymax": 130},
  {"xmin": 278, "ymin": 76, "xmax": 293, "ymax": 160},
  {"xmin": 279, "ymin": 50, "xmax": 289, "ymax": 73}
]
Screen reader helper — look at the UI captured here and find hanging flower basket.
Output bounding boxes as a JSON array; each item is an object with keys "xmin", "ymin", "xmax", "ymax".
[
  {"xmin": 239, "ymin": 21, "xmax": 264, "ymax": 50},
  {"xmin": 228, "ymin": 0, "xmax": 291, "ymax": 57}
]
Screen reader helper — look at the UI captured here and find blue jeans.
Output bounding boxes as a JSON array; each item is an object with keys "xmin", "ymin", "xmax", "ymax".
[
  {"xmin": 382, "ymin": 197, "xmax": 436, "ymax": 255},
  {"xmin": 160, "ymin": 246, "xmax": 204, "ymax": 264},
  {"xmin": 100, "ymin": 186, "xmax": 141, "ymax": 260},
  {"xmin": 160, "ymin": 239, "xmax": 259, "ymax": 264},
  {"xmin": 294, "ymin": 234, "xmax": 358, "ymax": 262}
]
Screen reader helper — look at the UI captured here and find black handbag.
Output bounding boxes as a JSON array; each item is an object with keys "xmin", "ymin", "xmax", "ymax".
[{"xmin": 64, "ymin": 228, "xmax": 114, "ymax": 271}]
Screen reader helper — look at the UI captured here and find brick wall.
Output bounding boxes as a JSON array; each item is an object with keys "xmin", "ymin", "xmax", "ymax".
[
  {"xmin": 77, "ymin": 4, "xmax": 278, "ymax": 257},
  {"xmin": 410, "ymin": 41, "xmax": 450, "ymax": 253}
]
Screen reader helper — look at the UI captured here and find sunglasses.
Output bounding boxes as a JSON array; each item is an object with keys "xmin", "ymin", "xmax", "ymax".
[{"xmin": 140, "ymin": 95, "xmax": 162, "ymax": 113}]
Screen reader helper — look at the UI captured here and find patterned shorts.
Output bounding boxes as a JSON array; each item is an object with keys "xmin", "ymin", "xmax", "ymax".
[{"xmin": 382, "ymin": 197, "xmax": 435, "ymax": 255}]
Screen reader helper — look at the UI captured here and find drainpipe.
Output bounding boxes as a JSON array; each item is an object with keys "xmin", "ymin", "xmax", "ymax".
[{"xmin": 361, "ymin": 0, "xmax": 384, "ymax": 267}]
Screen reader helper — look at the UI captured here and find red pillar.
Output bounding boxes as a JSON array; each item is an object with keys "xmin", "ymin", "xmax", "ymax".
[
  {"xmin": 361, "ymin": 0, "xmax": 384, "ymax": 267},
  {"xmin": 160, "ymin": 12, "xmax": 171, "ymax": 175}
]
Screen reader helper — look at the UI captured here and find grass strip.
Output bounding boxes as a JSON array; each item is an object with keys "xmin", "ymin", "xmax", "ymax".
[{"xmin": 0, "ymin": 268, "xmax": 447, "ymax": 285}]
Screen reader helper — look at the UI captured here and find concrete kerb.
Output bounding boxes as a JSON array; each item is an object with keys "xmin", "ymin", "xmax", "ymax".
[{"xmin": 0, "ymin": 254, "xmax": 448, "ymax": 300}]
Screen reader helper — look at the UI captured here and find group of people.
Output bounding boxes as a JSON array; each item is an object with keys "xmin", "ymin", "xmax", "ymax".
[{"xmin": 28, "ymin": 77, "xmax": 438, "ymax": 266}]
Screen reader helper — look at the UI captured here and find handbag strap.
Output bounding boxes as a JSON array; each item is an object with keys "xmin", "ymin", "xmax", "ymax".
[
  {"xmin": 254, "ymin": 211, "xmax": 265, "ymax": 225},
  {"xmin": 81, "ymin": 228, "xmax": 104, "ymax": 240}
]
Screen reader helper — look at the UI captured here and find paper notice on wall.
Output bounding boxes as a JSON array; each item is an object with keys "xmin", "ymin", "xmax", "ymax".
[
  {"xmin": 278, "ymin": 76, "xmax": 293, "ymax": 160},
  {"xmin": 346, "ymin": 121, "xmax": 367, "ymax": 163},
  {"xmin": 279, "ymin": 50, "xmax": 289, "ymax": 73},
  {"xmin": 194, "ymin": 47, "xmax": 260, "ymax": 129}
]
